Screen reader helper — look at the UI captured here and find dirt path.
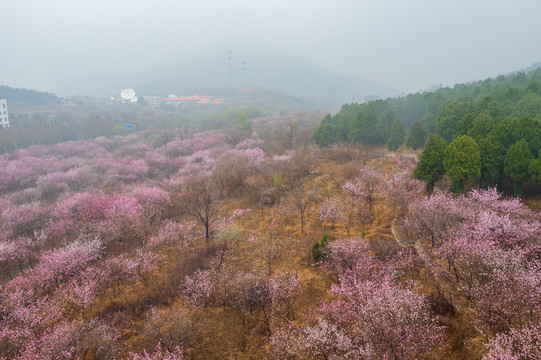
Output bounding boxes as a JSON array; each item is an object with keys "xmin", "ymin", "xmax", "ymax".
[
  {"xmin": 391, "ymin": 218, "xmax": 433, "ymax": 269},
  {"xmin": 384, "ymin": 151, "xmax": 419, "ymax": 162}
]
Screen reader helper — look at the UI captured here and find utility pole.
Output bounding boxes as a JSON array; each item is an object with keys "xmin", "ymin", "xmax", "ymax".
[
  {"xmin": 228, "ymin": 51, "xmax": 232, "ymax": 98},
  {"xmin": 241, "ymin": 60, "xmax": 247, "ymax": 104},
  {"xmin": 241, "ymin": 60, "xmax": 247, "ymax": 87}
]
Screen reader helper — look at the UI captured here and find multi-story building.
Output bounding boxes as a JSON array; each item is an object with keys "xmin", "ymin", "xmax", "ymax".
[
  {"xmin": 0, "ymin": 99, "xmax": 9, "ymax": 128},
  {"xmin": 142, "ymin": 96, "xmax": 164, "ymax": 109}
]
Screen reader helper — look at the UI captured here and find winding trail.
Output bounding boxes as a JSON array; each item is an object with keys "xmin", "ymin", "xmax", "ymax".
[
  {"xmin": 384, "ymin": 152, "xmax": 419, "ymax": 162},
  {"xmin": 391, "ymin": 218, "xmax": 434, "ymax": 269}
]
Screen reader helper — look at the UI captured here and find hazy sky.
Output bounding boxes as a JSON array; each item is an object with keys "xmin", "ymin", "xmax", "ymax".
[{"xmin": 3, "ymin": 0, "xmax": 541, "ymax": 96}]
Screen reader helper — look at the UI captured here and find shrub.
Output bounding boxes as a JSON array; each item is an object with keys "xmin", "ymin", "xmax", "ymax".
[{"xmin": 312, "ymin": 232, "xmax": 329, "ymax": 263}]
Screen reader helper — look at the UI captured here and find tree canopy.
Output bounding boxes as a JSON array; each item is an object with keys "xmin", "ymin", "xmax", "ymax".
[
  {"xmin": 0, "ymin": 85, "xmax": 60, "ymax": 105},
  {"xmin": 386, "ymin": 119, "xmax": 405, "ymax": 151},
  {"xmin": 413, "ymin": 134, "xmax": 447, "ymax": 193},
  {"xmin": 405, "ymin": 120, "xmax": 427, "ymax": 150},
  {"xmin": 315, "ymin": 67, "xmax": 541, "ymax": 195},
  {"xmin": 444, "ymin": 135, "xmax": 481, "ymax": 193},
  {"xmin": 504, "ymin": 139, "xmax": 533, "ymax": 195}
]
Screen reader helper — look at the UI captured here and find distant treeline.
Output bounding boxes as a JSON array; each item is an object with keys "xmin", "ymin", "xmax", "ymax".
[
  {"xmin": 0, "ymin": 103, "xmax": 266, "ymax": 154},
  {"xmin": 314, "ymin": 68, "xmax": 541, "ymax": 194},
  {"xmin": 0, "ymin": 85, "xmax": 60, "ymax": 105}
]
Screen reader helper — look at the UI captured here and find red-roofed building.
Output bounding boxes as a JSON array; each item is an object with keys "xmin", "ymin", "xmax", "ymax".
[{"xmin": 164, "ymin": 94, "xmax": 222, "ymax": 106}]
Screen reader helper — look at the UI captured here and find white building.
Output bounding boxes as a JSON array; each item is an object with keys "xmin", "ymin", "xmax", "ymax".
[{"xmin": 0, "ymin": 99, "xmax": 9, "ymax": 128}]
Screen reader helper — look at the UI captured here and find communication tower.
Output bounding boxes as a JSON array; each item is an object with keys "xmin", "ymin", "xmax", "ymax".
[
  {"xmin": 228, "ymin": 51, "xmax": 232, "ymax": 98},
  {"xmin": 0, "ymin": 99, "xmax": 9, "ymax": 128}
]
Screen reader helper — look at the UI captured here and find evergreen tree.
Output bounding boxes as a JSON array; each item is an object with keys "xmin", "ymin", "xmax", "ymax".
[
  {"xmin": 334, "ymin": 117, "xmax": 349, "ymax": 142},
  {"xmin": 444, "ymin": 135, "xmax": 481, "ymax": 193},
  {"xmin": 478, "ymin": 137, "xmax": 505, "ymax": 188},
  {"xmin": 377, "ymin": 108, "xmax": 399, "ymax": 144},
  {"xmin": 435, "ymin": 102, "xmax": 468, "ymax": 143},
  {"xmin": 510, "ymin": 116, "xmax": 541, "ymax": 156},
  {"xmin": 348, "ymin": 109, "xmax": 380, "ymax": 145},
  {"xmin": 405, "ymin": 120, "xmax": 427, "ymax": 150},
  {"xmin": 413, "ymin": 133, "xmax": 447, "ymax": 193},
  {"xmin": 467, "ymin": 110, "xmax": 493, "ymax": 142},
  {"xmin": 528, "ymin": 154, "xmax": 541, "ymax": 186},
  {"xmin": 313, "ymin": 123, "xmax": 333, "ymax": 147},
  {"xmin": 504, "ymin": 139, "xmax": 534, "ymax": 195},
  {"xmin": 490, "ymin": 118, "xmax": 515, "ymax": 150},
  {"xmin": 387, "ymin": 119, "xmax": 405, "ymax": 151},
  {"xmin": 457, "ymin": 111, "xmax": 475, "ymax": 137},
  {"xmin": 311, "ymin": 67, "xmax": 541, "ymax": 198}
]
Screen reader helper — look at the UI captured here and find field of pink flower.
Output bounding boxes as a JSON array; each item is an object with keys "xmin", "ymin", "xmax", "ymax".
[{"xmin": 0, "ymin": 114, "xmax": 539, "ymax": 359}]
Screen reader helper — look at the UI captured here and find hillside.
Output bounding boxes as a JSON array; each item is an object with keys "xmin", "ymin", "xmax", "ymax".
[
  {"xmin": 61, "ymin": 43, "xmax": 402, "ymax": 106},
  {"xmin": 0, "ymin": 105, "xmax": 540, "ymax": 359},
  {"xmin": 0, "ymin": 85, "xmax": 60, "ymax": 106},
  {"xmin": 4, "ymin": 1, "xmax": 541, "ymax": 358},
  {"xmin": 314, "ymin": 65, "xmax": 541, "ymax": 195}
]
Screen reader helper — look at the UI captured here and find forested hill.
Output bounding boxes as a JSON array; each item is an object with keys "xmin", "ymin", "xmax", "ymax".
[
  {"xmin": 313, "ymin": 67, "xmax": 541, "ymax": 194},
  {"xmin": 0, "ymin": 85, "xmax": 60, "ymax": 105}
]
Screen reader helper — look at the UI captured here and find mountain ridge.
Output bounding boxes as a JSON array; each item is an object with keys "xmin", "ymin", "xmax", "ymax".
[{"xmin": 60, "ymin": 43, "xmax": 402, "ymax": 106}]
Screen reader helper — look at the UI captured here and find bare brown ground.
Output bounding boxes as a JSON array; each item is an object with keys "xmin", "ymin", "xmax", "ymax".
[{"xmin": 90, "ymin": 146, "xmax": 483, "ymax": 359}]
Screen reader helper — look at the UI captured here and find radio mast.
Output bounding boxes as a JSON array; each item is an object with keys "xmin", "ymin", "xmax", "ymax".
[{"xmin": 227, "ymin": 51, "xmax": 232, "ymax": 98}]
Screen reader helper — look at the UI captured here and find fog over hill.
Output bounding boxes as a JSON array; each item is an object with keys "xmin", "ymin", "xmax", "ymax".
[
  {"xmin": 4, "ymin": 1, "xmax": 541, "ymax": 100},
  {"xmin": 508, "ymin": 62, "xmax": 541, "ymax": 76},
  {"xmin": 60, "ymin": 43, "xmax": 401, "ymax": 107}
]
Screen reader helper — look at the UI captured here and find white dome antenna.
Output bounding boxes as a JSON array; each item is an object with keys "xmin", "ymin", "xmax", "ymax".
[{"xmin": 120, "ymin": 88, "xmax": 136, "ymax": 100}]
